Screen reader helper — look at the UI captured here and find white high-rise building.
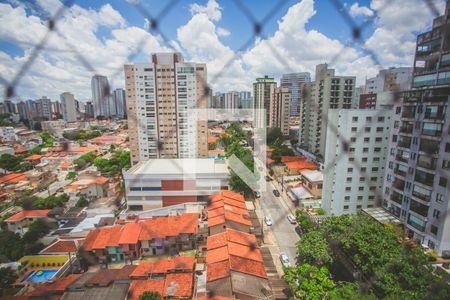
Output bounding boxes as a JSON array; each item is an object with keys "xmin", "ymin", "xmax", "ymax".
[
  {"xmin": 269, "ymin": 87, "xmax": 291, "ymax": 136},
  {"xmin": 299, "ymin": 64, "xmax": 355, "ymax": 158},
  {"xmin": 124, "ymin": 53, "xmax": 208, "ymax": 165},
  {"xmin": 322, "ymin": 109, "xmax": 392, "ymax": 216},
  {"xmin": 224, "ymin": 91, "xmax": 239, "ymax": 111},
  {"xmin": 91, "ymin": 75, "xmax": 110, "ymax": 118},
  {"xmin": 280, "ymin": 72, "xmax": 311, "ymax": 116},
  {"xmin": 113, "ymin": 88, "xmax": 126, "ymax": 118},
  {"xmin": 60, "ymin": 92, "xmax": 77, "ymax": 122},
  {"xmin": 253, "ymin": 76, "xmax": 277, "ymax": 128},
  {"xmin": 35, "ymin": 96, "xmax": 53, "ymax": 120}
]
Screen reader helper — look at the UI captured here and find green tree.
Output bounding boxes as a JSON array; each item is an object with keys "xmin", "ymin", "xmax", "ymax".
[
  {"xmin": 297, "ymin": 231, "xmax": 332, "ymax": 266},
  {"xmin": 40, "ymin": 132, "xmax": 54, "ymax": 147},
  {"xmin": 328, "ymin": 282, "xmax": 376, "ymax": 300},
  {"xmin": 0, "ymin": 267, "xmax": 18, "ymax": 291},
  {"xmin": 139, "ymin": 291, "xmax": 163, "ymax": 300},
  {"xmin": 75, "ymin": 196, "xmax": 89, "ymax": 208},
  {"xmin": 266, "ymin": 127, "xmax": 283, "ymax": 145},
  {"xmin": 208, "ymin": 142, "xmax": 217, "ymax": 150},
  {"xmin": 316, "ymin": 208, "xmax": 325, "ymax": 215},
  {"xmin": 295, "ymin": 210, "xmax": 314, "ymax": 233},
  {"xmin": 23, "ymin": 219, "xmax": 50, "ymax": 243},
  {"xmin": 65, "ymin": 171, "xmax": 76, "ymax": 181},
  {"xmin": 0, "ymin": 154, "xmax": 22, "ymax": 171},
  {"xmin": 284, "ymin": 264, "xmax": 335, "ymax": 300}
]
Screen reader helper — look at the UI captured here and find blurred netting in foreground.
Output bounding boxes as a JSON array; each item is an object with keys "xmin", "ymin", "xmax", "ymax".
[{"xmin": 0, "ymin": 0, "xmax": 448, "ymax": 298}]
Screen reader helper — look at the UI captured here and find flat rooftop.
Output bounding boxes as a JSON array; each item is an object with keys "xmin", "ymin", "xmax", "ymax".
[
  {"xmin": 362, "ymin": 207, "xmax": 401, "ymax": 224},
  {"xmin": 127, "ymin": 158, "xmax": 229, "ymax": 175},
  {"xmin": 300, "ymin": 169, "xmax": 323, "ymax": 182}
]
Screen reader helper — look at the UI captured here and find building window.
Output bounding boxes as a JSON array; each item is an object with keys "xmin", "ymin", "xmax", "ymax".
[
  {"xmin": 430, "ymin": 225, "xmax": 438, "ymax": 235},
  {"xmin": 351, "ymin": 137, "xmax": 356, "ymax": 142},
  {"xmin": 439, "ymin": 177, "xmax": 447, "ymax": 188},
  {"xmin": 344, "ymin": 196, "xmax": 350, "ymax": 201},
  {"xmin": 352, "ymin": 117, "xmax": 358, "ymax": 122},
  {"xmin": 436, "ymin": 193, "xmax": 444, "ymax": 203},
  {"xmin": 359, "ymin": 186, "xmax": 364, "ymax": 191},
  {"xmin": 346, "ymin": 177, "xmax": 352, "ymax": 182},
  {"xmin": 433, "ymin": 209, "xmax": 441, "ymax": 219},
  {"xmin": 348, "ymin": 168, "xmax": 353, "ymax": 173},
  {"xmin": 345, "ymin": 187, "xmax": 351, "ymax": 191},
  {"xmin": 443, "ymin": 160, "xmax": 450, "ymax": 170},
  {"xmin": 343, "ymin": 205, "xmax": 349, "ymax": 210},
  {"xmin": 446, "ymin": 143, "xmax": 450, "ymax": 152}
]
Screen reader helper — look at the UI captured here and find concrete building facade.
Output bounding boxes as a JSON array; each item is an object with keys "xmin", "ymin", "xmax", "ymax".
[
  {"xmin": 299, "ymin": 64, "xmax": 356, "ymax": 158},
  {"xmin": 125, "ymin": 53, "xmax": 208, "ymax": 165},
  {"xmin": 36, "ymin": 96, "xmax": 53, "ymax": 120},
  {"xmin": 322, "ymin": 109, "xmax": 392, "ymax": 216},
  {"xmin": 269, "ymin": 87, "xmax": 291, "ymax": 136},
  {"xmin": 60, "ymin": 92, "xmax": 77, "ymax": 122},
  {"xmin": 253, "ymin": 76, "xmax": 276, "ymax": 128},
  {"xmin": 123, "ymin": 158, "xmax": 229, "ymax": 211}
]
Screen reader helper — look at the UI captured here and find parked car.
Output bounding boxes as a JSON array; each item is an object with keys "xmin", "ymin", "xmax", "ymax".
[
  {"xmin": 254, "ymin": 191, "xmax": 261, "ymax": 198},
  {"xmin": 273, "ymin": 189, "xmax": 280, "ymax": 197},
  {"xmin": 280, "ymin": 252, "xmax": 291, "ymax": 267},
  {"xmin": 287, "ymin": 214, "xmax": 297, "ymax": 224},
  {"xmin": 295, "ymin": 226, "xmax": 302, "ymax": 236},
  {"xmin": 264, "ymin": 216, "xmax": 273, "ymax": 226}
]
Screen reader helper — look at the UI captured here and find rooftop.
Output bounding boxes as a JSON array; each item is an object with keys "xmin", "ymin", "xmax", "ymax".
[
  {"xmin": 5, "ymin": 209, "xmax": 50, "ymax": 222},
  {"xmin": 127, "ymin": 158, "xmax": 229, "ymax": 175},
  {"xmin": 300, "ymin": 169, "xmax": 324, "ymax": 182}
]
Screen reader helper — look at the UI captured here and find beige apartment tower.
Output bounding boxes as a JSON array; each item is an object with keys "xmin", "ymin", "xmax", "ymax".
[
  {"xmin": 125, "ymin": 53, "xmax": 208, "ymax": 165},
  {"xmin": 253, "ymin": 76, "xmax": 276, "ymax": 128},
  {"xmin": 269, "ymin": 87, "xmax": 291, "ymax": 136}
]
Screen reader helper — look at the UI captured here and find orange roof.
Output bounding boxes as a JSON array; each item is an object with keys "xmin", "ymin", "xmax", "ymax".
[
  {"xmin": 281, "ymin": 156, "xmax": 307, "ymax": 163},
  {"xmin": 47, "ymin": 147, "xmax": 64, "ymax": 152},
  {"xmin": 84, "ymin": 214, "xmax": 199, "ymax": 251},
  {"xmin": 284, "ymin": 160, "xmax": 317, "ymax": 171},
  {"xmin": 61, "ymin": 161, "xmax": 72, "ymax": 169},
  {"xmin": 128, "ymin": 279, "xmax": 165, "ymax": 300},
  {"xmin": 208, "ymin": 192, "xmax": 251, "ymax": 228},
  {"xmin": 41, "ymin": 239, "xmax": 80, "ymax": 253},
  {"xmin": 67, "ymin": 146, "xmax": 98, "ymax": 154},
  {"xmin": 91, "ymin": 136, "xmax": 125, "ymax": 145},
  {"xmin": 23, "ymin": 154, "xmax": 43, "ymax": 161},
  {"xmin": 0, "ymin": 173, "xmax": 27, "ymax": 184},
  {"xmin": 66, "ymin": 177, "xmax": 109, "ymax": 189},
  {"xmin": 207, "ymin": 229, "xmax": 258, "ymax": 250},
  {"xmin": 208, "ymin": 137, "xmax": 218, "ymax": 144},
  {"xmin": 208, "ymin": 149, "xmax": 224, "ymax": 154},
  {"xmin": 5, "ymin": 210, "xmax": 50, "ymax": 222},
  {"xmin": 94, "ymin": 177, "xmax": 109, "ymax": 184},
  {"xmin": 130, "ymin": 256, "xmax": 195, "ymax": 278},
  {"xmin": 197, "ymin": 295, "xmax": 235, "ymax": 300},
  {"xmin": 267, "ymin": 158, "xmax": 275, "ymax": 165},
  {"xmin": 27, "ymin": 274, "xmax": 81, "ymax": 296},
  {"xmin": 207, "ymin": 260, "xmax": 230, "ymax": 282},
  {"xmin": 164, "ymin": 273, "xmax": 193, "ymax": 297},
  {"xmin": 14, "ymin": 148, "xmax": 28, "ymax": 154}
]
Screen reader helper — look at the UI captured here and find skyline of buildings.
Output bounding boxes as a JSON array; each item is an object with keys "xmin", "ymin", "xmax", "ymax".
[{"xmin": 281, "ymin": 72, "xmax": 311, "ymax": 117}]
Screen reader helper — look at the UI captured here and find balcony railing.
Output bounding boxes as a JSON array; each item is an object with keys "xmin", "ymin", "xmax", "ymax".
[
  {"xmin": 401, "ymin": 110, "xmax": 415, "ymax": 118},
  {"xmin": 394, "ymin": 168, "xmax": 407, "ymax": 177},
  {"xmin": 398, "ymin": 139, "xmax": 411, "ymax": 148},
  {"xmin": 417, "ymin": 159, "xmax": 437, "ymax": 170},
  {"xmin": 424, "ymin": 112, "xmax": 445, "ymax": 120},
  {"xmin": 393, "ymin": 179, "xmax": 405, "ymax": 190},
  {"xmin": 422, "ymin": 129, "xmax": 442, "ymax": 137},
  {"xmin": 407, "ymin": 217, "xmax": 426, "ymax": 232},
  {"xmin": 395, "ymin": 154, "xmax": 409, "ymax": 163},
  {"xmin": 412, "ymin": 190, "xmax": 432, "ymax": 202},
  {"xmin": 391, "ymin": 193, "xmax": 403, "ymax": 205},
  {"xmin": 415, "ymin": 174, "xmax": 434, "ymax": 187}
]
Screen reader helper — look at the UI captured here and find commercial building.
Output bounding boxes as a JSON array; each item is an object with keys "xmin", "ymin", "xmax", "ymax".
[
  {"xmin": 125, "ymin": 53, "xmax": 208, "ymax": 164},
  {"xmin": 299, "ymin": 64, "xmax": 356, "ymax": 158},
  {"xmin": 60, "ymin": 92, "xmax": 77, "ymax": 122},
  {"xmin": 224, "ymin": 91, "xmax": 239, "ymax": 111},
  {"xmin": 269, "ymin": 87, "xmax": 291, "ymax": 136},
  {"xmin": 280, "ymin": 72, "xmax": 311, "ymax": 116},
  {"xmin": 41, "ymin": 120, "xmax": 65, "ymax": 138},
  {"xmin": 36, "ymin": 96, "xmax": 53, "ymax": 120},
  {"xmin": 239, "ymin": 91, "xmax": 252, "ymax": 108},
  {"xmin": 112, "ymin": 88, "xmax": 126, "ymax": 118},
  {"xmin": 85, "ymin": 101, "xmax": 94, "ymax": 118},
  {"xmin": 123, "ymin": 158, "xmax": 229, "ymax": 211},
  {"xmin": 322, "ymin": 109, "xmax": 392, "ymax": 216},
  {"xmin": 253, "ymin": 76, "xmax": 276, "ymax": 128},
  {"xmin": 0, "ymin": 126, "xmax": 15, "ymax": 142},
  {"xmin": 382, "ymin": 2, "xmax": 450, "ymax": 256},
  {"xmin": 91, "ymin": 74, "xmax": 110, "ymax": 118}
]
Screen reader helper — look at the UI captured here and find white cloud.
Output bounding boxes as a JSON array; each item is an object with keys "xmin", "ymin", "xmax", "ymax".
[
  {"xmin": 190, "ymin": 0, "xmax": 222, "ymax": 22},
  {"xmin": 349, "ymin": 2, "xmax": 374, "ymax": 18},
  {"xmin": 217, "ymin": 27, "xmax": 230, "ymax": 37}
]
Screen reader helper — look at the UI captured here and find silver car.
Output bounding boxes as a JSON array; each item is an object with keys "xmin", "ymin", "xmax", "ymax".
[
  {"xmin": 264, "ymin": 216, "xmax": 273, "ymax": 226},
  {"xmin": 280, "ymin": 252, "xmax": 291, "ymax": 267},
  {"xmin": 287, "ymin": 214, "xmax": 297, "ymax": 224}
]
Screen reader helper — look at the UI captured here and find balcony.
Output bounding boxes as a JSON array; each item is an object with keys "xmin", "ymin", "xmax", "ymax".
[
  {"xmin": 398, "ymin": 138, "xmax": 411, "ymax": 148},
  {"xmin": 401, "ymin": 108, "xmax": 415, "ymax": 118},
  {"xmin": 394, "ymin": 168, "xmax": 407, "ymax": 177},
  {"xmin": 414, "ymin": 170, "xmax": 434, "ymax": 187},
  {"xmin": 422, "ymin": 129, "xmax": 442, "ymax": 137},
  {"xmin": 395, "ymin": 154, "xmax": 409, "ymax": 163},
  {"xmin": 424, "ymin": 111, "xmax": 445, "ymax": 120},
  {"xmin": 407, "ymin": 214, "xmax": 426, "ymax": 232},
  {"xmin": 393, "ymin": 179, "xmax": 405, "ymax": 190},
  {"xmin": 417, "ymin": 157, "xmax": 437, "ymax": 170},
  {"xmin": 410, "ymin": 200, "xmax": 429, "ymax": 218},
  {"xmin": 399, "ymin": 126, "xmax": 413, "ymax": 134},
  {"xmin": 412, "ymin": 190, "xmax": 432, "ymax": 202},
  {"xmin": 419, "ymin": 140, "xmax": 440, "ymax": 154},
  {"xmin": 391, "ymin": 192, "xmax": 403, "ymax": 205}
]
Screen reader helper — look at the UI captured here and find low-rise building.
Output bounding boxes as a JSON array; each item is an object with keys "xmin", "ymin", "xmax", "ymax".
[
  {"xmin": 0, "ymin": 146, "xmax": 14, "ymax": 156},
  {"xmin": 300, "ymin": 169, "xmax": 323, "ymax": 199},
  {"xmin": 4, "ymin": 209, "xmax": 51, "ymax": 234},
  {"xmin": 123, "ymin": 158, "xmax": 230, "ymax": 211},
  {"xmin": 83, "ymin": 213, "xmax": 199, "ymax": 262},
  {"xmin": 0, "ymin": 126, "xmax": 15, "ymax": 143},
  {"xmin": 41, "ymin": 120, "xmax": 66, "ymax": 138},
  {"xmin": 65, "ymin": 176, "xmax": 110, "ymax": 198}
]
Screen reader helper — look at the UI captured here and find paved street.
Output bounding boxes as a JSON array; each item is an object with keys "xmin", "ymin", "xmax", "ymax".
[{"xmin": 259, "ymin": 180, "xmax": 299, "ymax": 267}]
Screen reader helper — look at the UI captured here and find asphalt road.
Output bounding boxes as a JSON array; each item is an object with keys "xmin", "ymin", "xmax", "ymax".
[{"xmin": 259, "ymin": 180, "xmax": 300, "ymax": 266}]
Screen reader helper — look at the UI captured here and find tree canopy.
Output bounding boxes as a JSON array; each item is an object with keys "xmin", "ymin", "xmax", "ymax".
[{"xmin": 284, "ymin": 264, "xmax": 335, "ymax": 300}]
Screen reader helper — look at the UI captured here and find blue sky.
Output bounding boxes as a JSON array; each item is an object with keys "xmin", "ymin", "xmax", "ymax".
[{"xmin": 0, "ymin": 0, "xmax": 444, "ymax": 100}]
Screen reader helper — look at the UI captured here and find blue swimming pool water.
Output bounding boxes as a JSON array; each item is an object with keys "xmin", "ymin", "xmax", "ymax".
[{"xmin": 25, "ymin": 270, "xmax": 58, "ymax": 282}]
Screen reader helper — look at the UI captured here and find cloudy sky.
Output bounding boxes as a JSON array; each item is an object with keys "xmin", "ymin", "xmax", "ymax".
[{"xmin": 0, "ymin": 0, "xmax": 445, "ymax": 101}]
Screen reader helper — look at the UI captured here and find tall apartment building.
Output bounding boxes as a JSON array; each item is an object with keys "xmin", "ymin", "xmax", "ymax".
[
  {"xmin": 17, "ymin": 101, "xmax": 29, "ymax": 120},
  {"xmin": 382, "ymin": 2, "xmax": 450, "ymax": 255},
  {"xmin": 360, "ymin": 67, "xmax": 413, "ymax": 109},
  {"xmin": 322, "ymin": 109, "xmax": 392, "ymax": 216},
  {"xmin": 60, "ymin": 92, "xmax": 77, "ymax": 122},
  {"xmin": 35, "ymin": 96, "xmax": 53, "ymax": 120},
  {"xmin": 125, "ymin": 53, "xmax": 208, "ymax": 165},
  {"xmin": 299, "ymin": 64, "xmax": 356, "ymax": 158},
  {"xmin": 269, "ymin": 87, "xmax": 291, "ymax": 136},
  {"xmin": 239, "ymin": 91, "xmax": 252, "ymax": 109},
  {"xmin": 253, "ymin": 76, "xmax": 276, "ymax": 128},
  {"xmin": 113, "ymin": 88, "xmax": 126, "ymax": 118},
  {"xmin": 91, "ymin": 75, "xmax": 110, "ymax": 118},
  {"xmin": 280, "ymin": 72, "xmax": 311, "ymax": 116},
  {"xmin": 224, "ymin": 91, "xmax": 239, "ymax": 111},
  {"xmin": 84, "ymin": 102, "xmax": 94, "ymax": 119}
]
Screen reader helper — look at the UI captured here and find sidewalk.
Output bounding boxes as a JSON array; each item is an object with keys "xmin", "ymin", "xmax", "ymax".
[{"xmin": 271, "ymin": 177, "xmax": 298, "ymax": 215}]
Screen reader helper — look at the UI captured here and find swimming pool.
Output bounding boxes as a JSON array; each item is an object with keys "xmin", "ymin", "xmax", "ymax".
[{"xmin": 21, "ymin": 270, "xmax": 58, "ymax": 283}]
